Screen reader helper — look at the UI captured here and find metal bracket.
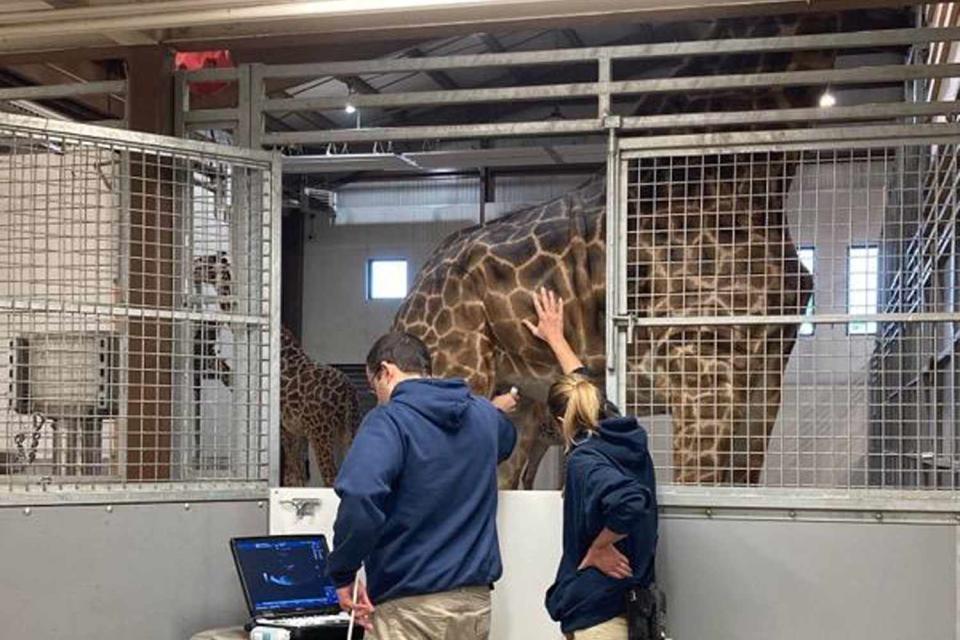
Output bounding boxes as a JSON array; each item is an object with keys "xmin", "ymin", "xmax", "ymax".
[
  {"xmin": 279, "ymin": 497, "xmax": 320, "ymax": 518},
  {"xmin": 603, "ymin": 114, "xmax": 623, "ymax": 130},
  {"xmin": 612, "ymin": 314, "xmax": 637, "ymax": 344}
]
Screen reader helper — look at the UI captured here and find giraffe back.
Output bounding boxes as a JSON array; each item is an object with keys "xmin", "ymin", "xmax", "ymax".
[{"xmin": 394, "ymin": 177, "xmax": 607, "ymax": 397}]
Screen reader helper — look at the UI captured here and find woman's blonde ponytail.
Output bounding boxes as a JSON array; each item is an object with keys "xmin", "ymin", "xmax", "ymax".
[{"xmin": 548, "ymin": 373, "xmax": 602, "ymax": 448}]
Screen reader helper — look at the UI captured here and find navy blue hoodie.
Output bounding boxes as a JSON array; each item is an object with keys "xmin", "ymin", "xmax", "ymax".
[
  {"xmin": 545, "ymin": 417, "xmax": 658, "ymax": 634},
  {"xmin": 326, "ymin": 378, "xmax": 517, "ymax": 603}
]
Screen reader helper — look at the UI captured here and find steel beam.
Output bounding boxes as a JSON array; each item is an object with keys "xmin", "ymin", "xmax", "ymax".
[
  {"xmin": 261, "ymin": 118, "xmax": 600, "ymax": 145},
  {"xmin": 260, "ymin": 63, "xmax": 960, "ymax": 112},
  {"xmin": 0, "ymin": 79, "xmax": 124, "ymax": 101},
  {"xmin": 245, "ymin": 27, "xmax": 960, "ymax": 79}
]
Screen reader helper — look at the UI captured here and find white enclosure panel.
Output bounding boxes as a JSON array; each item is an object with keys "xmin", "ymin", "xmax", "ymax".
[
  {"xmin": 271, "ymin": 488, "xmax": 564, "ymax": 639},
  {"xmin": 271, "ymin": 488, "xmax": 957, "ymax": 640}
]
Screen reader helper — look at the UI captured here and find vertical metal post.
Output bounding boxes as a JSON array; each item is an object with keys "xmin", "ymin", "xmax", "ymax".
[
  {"xmin": 956, "ymin": 524, "xmax": 960, "ymax": 640},
  {"xmin": 605, "ymin": 127, "xmax": 624, "ymax": 408},
  {"xmin": 598, "ymin": 56, "xmax": 612, "ymax": 119},
  {"xmin": 479, "ymin": 168, "xmax": 493, "ymax": 224},
  {"xmin": 249, "ymin": 64, "xmax": 266, "ymax": 150},
  {"xmin": 268, "ymin": 154, "xmax": 283, "ymax": 487},
  {"xmin": 171, "ymin": 155, "xmax": 192, "ymax": 480},
  {"xmin": 174, "ymin": 72, "xmax": 189, "ymax": 139},
  {"xmin": 237, "ymin": 64, "xmax": 253, "ymax": 148},
  {"xmin": 116, "ymin": 149, "xmax": 131, "ymax": 484}
]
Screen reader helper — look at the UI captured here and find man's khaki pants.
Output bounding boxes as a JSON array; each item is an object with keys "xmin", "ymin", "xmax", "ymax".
[
  {"xmin": 369, "ymin": 586, "xmax": 491, "ymax": 640},
  {"xmin": 572, "ymin": 616, "xmax": 628, "ymax": 640}
]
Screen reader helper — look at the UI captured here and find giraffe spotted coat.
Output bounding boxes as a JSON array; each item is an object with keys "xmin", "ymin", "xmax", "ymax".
[{"xmin": 394, "ymin": 9, "xmax": 909, "ymax": 487}]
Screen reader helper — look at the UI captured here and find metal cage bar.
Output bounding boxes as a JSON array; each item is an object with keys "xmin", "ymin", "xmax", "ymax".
[
  {"xmin": 0, "ymin": 113, "xmax": 280, "ymax": 500},
  {"xmin": 611, "ymin": 127, "xmax": 960, "ymax": 503}
]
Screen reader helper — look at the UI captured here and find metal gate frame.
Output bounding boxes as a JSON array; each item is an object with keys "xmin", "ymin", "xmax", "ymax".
[
  {"xmin": 606, "ymin": 123, "xmax": 960, "ymax": 521},
  {"xmin": 0, "ymin": 113, "xmax": 283, "ymax": 505},
  {"xmin": 174, "ymin": 23, "xmax": 960, "ymax": 518}
]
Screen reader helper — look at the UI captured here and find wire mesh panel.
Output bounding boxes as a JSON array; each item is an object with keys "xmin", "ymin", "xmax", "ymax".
[
  {"xmin": 617, "ymin": 134, "xmax": 960, "ymax": 492},
  {"xmin": 0, "ymin": 113, "xmax": 279, "ymax": 494}
]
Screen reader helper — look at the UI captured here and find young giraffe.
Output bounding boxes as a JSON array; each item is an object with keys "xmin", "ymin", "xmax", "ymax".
[
  {"xmin": 394, "ymin": 9, "xmax": 909, "ymax": 487},
  {"xmin": 277, "ymin": 325, "xmax": 360, "ymax": 487},
  {"xmin": 191, "ymin": 253, "xmax": 360, "ymax": 486}
]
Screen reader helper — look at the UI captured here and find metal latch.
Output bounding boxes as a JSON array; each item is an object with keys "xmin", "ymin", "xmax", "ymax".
[{"xmin": 611, "ymin": 314, "xmax": 637, "ymax": 344}]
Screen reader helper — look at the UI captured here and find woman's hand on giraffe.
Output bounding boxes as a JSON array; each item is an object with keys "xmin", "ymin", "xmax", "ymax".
[
  {"xmin": 523, "ymin": 287, "xmax": 565, "ymax": 345},
  {"xmin": 524, "ymin": 287, "xmax": 584, "ymax": 374}
]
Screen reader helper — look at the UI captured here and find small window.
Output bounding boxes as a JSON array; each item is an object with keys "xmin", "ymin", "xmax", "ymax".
[
  {"xmin": 797, "ymin": 247, "xmax": 815, "ymax": 336},
  {"xmin": 367, "ymin": 259, "xmax": 408, "ymax": 300},
  {"xmin": 848, "ymin": 245, "xmax": 879, "ymax": 335}
]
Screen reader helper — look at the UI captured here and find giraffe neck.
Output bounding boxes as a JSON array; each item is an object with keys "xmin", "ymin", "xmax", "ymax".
[{"xmin": 626, "ymin": 9, "xmax": 910, "ymax": 119}]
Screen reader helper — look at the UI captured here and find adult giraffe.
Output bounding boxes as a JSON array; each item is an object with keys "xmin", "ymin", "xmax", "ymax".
[{"xmin": 393, "ymin": 9, "xmax": 909, "ymax": 488}]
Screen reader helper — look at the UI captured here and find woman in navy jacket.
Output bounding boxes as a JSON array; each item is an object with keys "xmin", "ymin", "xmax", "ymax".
[{"xmin": 524, "ymin": 288, "xmax": 658, "ymax": 640}]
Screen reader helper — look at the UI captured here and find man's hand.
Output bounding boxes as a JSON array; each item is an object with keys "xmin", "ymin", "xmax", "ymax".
[
  {"xmin": 578, "ymin": 543, "xmax": 632, "ymax": 580},
  {"xmin": 337, "ymin": 580, "xmax": 375, "ymax": 631},
  {"xmin": 523, "ymin": 287, "xmax": 565, "ymax": 345},
  {"xmin": 491, "ymin": 387, "xmax": 519, "ymax": 413}
]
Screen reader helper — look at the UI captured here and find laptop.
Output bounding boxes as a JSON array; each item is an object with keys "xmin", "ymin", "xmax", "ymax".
[{"xmin": 230, "ymin": 534, "xmax": 356, "ymax": 639}]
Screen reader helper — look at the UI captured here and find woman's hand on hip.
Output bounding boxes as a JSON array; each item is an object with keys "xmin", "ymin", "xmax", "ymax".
[{"xmin": 578, "ymin": 543, "xmax": 633, "ymax": 580}]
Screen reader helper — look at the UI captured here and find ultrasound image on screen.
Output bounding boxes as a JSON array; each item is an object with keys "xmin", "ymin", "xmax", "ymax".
[{"xmin": 235, "ymin": 538, "xmax": 339, "ymax": 612}]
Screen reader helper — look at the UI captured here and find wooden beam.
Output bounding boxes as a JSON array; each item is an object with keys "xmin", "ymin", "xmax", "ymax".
[
  {"xmin": 124, "ymin": 46, "xmax": 175, "ymax": 481},
  {"xmin": 125, "ymin": 47, "xmax": 173, "ymax": 134}
]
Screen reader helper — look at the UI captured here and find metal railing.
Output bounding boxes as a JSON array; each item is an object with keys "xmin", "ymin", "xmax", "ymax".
[
  {"xmin": 176, "ymin": 26, "xmax": 960, "ymax": 149},
  {"xmin": 0, "ymin": 79, "xmax": 127, "ymax": 128}
]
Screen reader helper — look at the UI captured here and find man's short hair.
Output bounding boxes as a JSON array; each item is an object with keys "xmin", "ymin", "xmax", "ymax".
[{"xmin": 366, "ymin": 332, "xmax": 433, "ymax": 376}]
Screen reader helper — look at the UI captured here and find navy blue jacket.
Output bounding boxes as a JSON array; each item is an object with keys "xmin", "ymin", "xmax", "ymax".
[
  {"xmin": 545, "ymin": 417, "xmax": 658, "ymax": 634},
  {"xmin": 326, "ymin": 378, "xmax": 517, "ymax": 604}
]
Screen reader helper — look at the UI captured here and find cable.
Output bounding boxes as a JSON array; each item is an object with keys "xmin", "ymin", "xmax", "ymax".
[{"xmin": 346, "ymin": 577, "xmax": 360, "ymax": 640}]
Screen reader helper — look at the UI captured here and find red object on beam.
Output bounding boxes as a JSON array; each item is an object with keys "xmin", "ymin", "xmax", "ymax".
[{"xmin": 174, "ymin": 50, "xmax": 233, "ymax": 96}]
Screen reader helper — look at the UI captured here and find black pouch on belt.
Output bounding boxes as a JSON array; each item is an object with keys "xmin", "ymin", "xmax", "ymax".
[{"xmin": 624, "ymin": 585, "xmax": 662, "ymax": 640}]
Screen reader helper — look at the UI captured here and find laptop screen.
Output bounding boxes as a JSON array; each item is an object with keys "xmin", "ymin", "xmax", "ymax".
[{"xmin": 232, "ymin": 536, "xmax": 340, "ymax": 615}]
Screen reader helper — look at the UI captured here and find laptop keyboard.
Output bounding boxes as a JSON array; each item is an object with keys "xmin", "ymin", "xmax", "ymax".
[{"xmin": 258, "ymin": 613, "xmax": 351, "ymax": 628}]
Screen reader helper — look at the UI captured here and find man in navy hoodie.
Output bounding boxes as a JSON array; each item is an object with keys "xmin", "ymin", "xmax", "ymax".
[{"xmin": 327, "ymin": 332, "xmax": 518, "ymax": 639}]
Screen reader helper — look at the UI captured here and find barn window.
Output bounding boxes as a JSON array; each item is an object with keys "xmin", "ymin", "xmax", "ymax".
[
  {"xmin": 797, "ymin": 247, "xmax": 815, "ymax": 336},
  {"xmin": 368, "ymin": 259, "xmax": 409, "ymax": 300},
  {"xmin": 848, "ymin": 245, "xmax": 880, "ymax": 335}
]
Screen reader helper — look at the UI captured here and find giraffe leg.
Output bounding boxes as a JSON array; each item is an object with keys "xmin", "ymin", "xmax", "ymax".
[
  {"xmin": 502, "ymin": 423, "xmax": 533, "ymax": 489},
  {"xmin": 280, "ymin": 426, "xmax": 308, "ymax": 487},
  {"xmin": 669, "ymin": 355, "xmax": 737, "ymax": 485},
  {"xmin": 731, "ymin": 364, "xmax": 786, "ymax": 485},
  {"xmin": 306, "ymin": 425, "xmax": 339, "ymax": 488},
  {"xmin": 497, "ymin": 396, "xmax": 547, "ymax": 490},
  {"xmin": 520, "ymin": 431, "xmax": 552, "ymax": 489}
]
